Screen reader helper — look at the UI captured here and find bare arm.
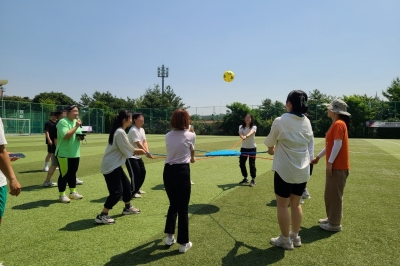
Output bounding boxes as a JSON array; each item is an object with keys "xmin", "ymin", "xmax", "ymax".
[
  {"xmin": 63, "ymin": 119, "xmax": 82, "ymax": 140},
  {"xmin": 45, "ymin": 130, "xmax": 52, "ymax": 144},
  {"xmin": 0, "ymin": 145, "xmax": 21, "ymax": 196}
]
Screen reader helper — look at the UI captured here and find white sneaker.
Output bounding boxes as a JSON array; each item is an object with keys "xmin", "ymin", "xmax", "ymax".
[
  {"xmin": 43, "ymin": 181, "xmax": 57, "ymax": 187},
  {"xmin": 95, "ymin": 214, "xmax": 115, "ymax": 224},
  {"xmin": 76, "ymin": 178, "xmax": 84, "ymax": 185},
  {"xmin": 270, "ymin": 235, "xmax": 294, "ymax": 250},
  {"xmin": 302, "ymin": 188, "xmax": 311, "ymax": 199},
  {"xmin": 179, "ymin": 242, "xmax": 192, "ymax": 253},
  {"xmin": 69, "ymin": 192, "xmax": 83, "ymax": 199},
  {"xmin": 138, "ymin": 190, "xmax": 146, "ymax": 194},
  {"xmin": 59, "ymin": 195, "xmax": 71, "ymax": 203},
  {"xmin": 43, "ymin": 166, "xmax": 49, "ymax": 172},
  {"xmin": 122, "ymin": 206, "xmax": 140, "ymax": 215},
  {"xmin": 318, "ymin": 217, "xmax": 329, "ymax": 224},
  {"xmin": 133, "ymin": 193, "xmax": 142, "ymax": 198},
  {"xmin": 190, "ymin": 180, "xmax": 195, "ymax": 185},
  {"xmin": 165, "ymin": 235, "xmax": 176, "ymax": 246},
  {"xmin": 291, "ymin": 236, "xmax": 302, "ymax": 247},
  {"xmin": 300, "ymin": 198, "xmax": 304, "ymax": 204},
  {"xmin": 320, "ymin": 223, "xmax": 342, "ymax": 232}
]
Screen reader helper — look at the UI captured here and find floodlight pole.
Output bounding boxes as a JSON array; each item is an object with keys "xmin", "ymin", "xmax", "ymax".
[
  {"xmin": 157, "ymin": 64, "xmax": 169, "ymax": 94},
  {"xmin": 0, "ymin": 86, "xmax": 5, "ymax": 118}
]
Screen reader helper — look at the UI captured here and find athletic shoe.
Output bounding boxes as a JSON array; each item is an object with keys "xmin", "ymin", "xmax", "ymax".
[
  {"xmin": 179, "ymin": 242, "xmax": 193, "ymax": 253},
  {"xmin": 300, "ymin": 198, "xmax": 304, "ymax": 204},
  {"xmin": 250, "ymin": 179, "xmax": 256, "ymax": 187},
  {"xmin": 138, "ymin": 190, "xmax": 146, "ymax": 194},
  {"xmin": 165, "ymin": 235, "xmax": 176, "ymax": 246},
  {"xmin": 59, "ymin": 195, "xmax": 71, "ymax": 203},
  {"xmin": 76, "ymin": 178, "xmax": 84, "ymax": 185},
  {"xmin": 320, "ymin": 223, "xmax": 342, "ymax": 232},
  {"xmin": 190, "ymin": 180, "xmax": 195, "ymax": 185},
  {"xmin": 239, "ymin": 178, "xmax": 249, "ymax": 184},
  {"xmin": 69, "ymin": 192, "xmax": 83, "ymax": 200},
  {"xmin": 270, "ymin": 235, "xmax": 294, "ymax": 250},
  {"xmin": 43, "ymin": 181, "xmax": 57, "ymax": 187},
  {"xmin": 318, "ymin": 218, "xmax": 329, "ymax": 224},
  {"xmin": 291, "ymin": 236, "xmax": 302, "ymax": 247},
  {"xmin": 132, "ymin": 193, "xmax": 142, "ymax": 198},
  {"xmin": 43, "ymin": 166, "xmax": 49, "ymax": 172},
  {"xmin": 302, "ymin": 188, "xmax": 311, "ymax": 199},
  {"xmin": 95, "ymin": 214, "xmax": 115, "ymax": 224},
  {"xmin": 122, "ymin": 206, "xmax": 140, "ymax": 215}
]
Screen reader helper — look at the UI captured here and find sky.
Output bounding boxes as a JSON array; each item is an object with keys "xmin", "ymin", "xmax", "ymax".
[{"xmin": 0, "ymin": 0, "xmax": 399, "ymax": 109}]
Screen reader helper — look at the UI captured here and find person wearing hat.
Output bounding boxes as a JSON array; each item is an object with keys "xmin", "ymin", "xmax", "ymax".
[
  {"xmin": 311, "ymin": 99, "xmax": 351, "ymax": 232},
  {"xmin": 264, "ymin": 90, "xmax": 314, "ymax": 250}
]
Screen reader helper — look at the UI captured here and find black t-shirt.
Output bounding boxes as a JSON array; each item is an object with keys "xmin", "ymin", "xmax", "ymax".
[{"xmin": 44, "ymin": 120, "xmax": 56, "ymax": 144}]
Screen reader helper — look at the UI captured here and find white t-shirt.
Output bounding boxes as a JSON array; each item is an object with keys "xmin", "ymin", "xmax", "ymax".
[
  {"xmin": 264, "ymin": 113, "xmax": 314, "ymax": 184},
  {"xmin": 0, "ymin": 119, "xmax": 8, "ymax": 187},
  {"xmin": 239, "ymin": 125, "xmax": 257, "ymax": 149},
  {"xmin": 127, "ymin": 126, "xmax": 146, "ymax": 159},
  {"xmin": 165, "ymin": 130, "xmax": 196, "ymax": 164},
  {"xmin": 100, "ymin": 128, "xmax": 136, "ymax": 174}
]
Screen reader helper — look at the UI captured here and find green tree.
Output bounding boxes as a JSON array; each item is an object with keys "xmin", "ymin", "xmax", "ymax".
[
  {"xmin": 220, "ymin": 102, "xmax": 252, "ymax": 135},
  {"xmin": 382, "ymin": 77, "xmax": 400, "ymax": 102},
  {"xmin": 138, "ymin": 85, "xmax": 185, "ymax": 109},
  {"xmin": 32, "ymin": 92, "xmax": 76, "ymax": 105},
  {"xmin": 80, "ymin": 91, "xmax": 137, "ymax": 110}
]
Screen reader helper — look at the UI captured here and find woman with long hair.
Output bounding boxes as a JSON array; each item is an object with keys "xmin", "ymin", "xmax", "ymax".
[
  {"xmin": 311, "ymin": 99, "xmax": 351, "ymax": 232},
  {"xmin": 238, "ymin": 114, "xmax": 257, "ymax": 187},
  {"xmin": 264, "ymin": 90, "xmax": 314, "ymax": 250},
  {"xmin": 95, "ymin": 110, "xmax": 145, "ymax": 224},
  {"xmin": 163, "ymin": 109, "xmax": 196, "ymax": 253}
]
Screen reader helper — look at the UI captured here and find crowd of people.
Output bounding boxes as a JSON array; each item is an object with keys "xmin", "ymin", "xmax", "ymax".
[{"xmin": 0, "ymin": 92, "xmax": 351, "ymax": 253}]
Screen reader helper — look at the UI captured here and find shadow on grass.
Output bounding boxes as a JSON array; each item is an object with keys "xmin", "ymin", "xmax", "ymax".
[
  {"xmin": 19, "ymin": 185, "xmax": 51, "ymax": 192},
  {"xmin": 300, "ymin": 225, "xmax": 339, "ymax": 244},
  {"xmin": 188, "ymin": 204, "xmax": 220, "ymax": 215},
  {"xmin": 105, "ymin": 239, "xmax": 180, "ymax": 266},
  {"xmin": 217, "ymin": 183, "xmax": 240, "ymax": 191},
  {"xmin": 59, "ymin": 218, "xmax": 99, "ymax": 231},
  {"xmin": 151, "ymin": 184, "xmax": 165, "ymax": 190},
  {"xmin": 266, "ymin": 199, "xmax": 277, "ymax": 207},
  {"xmin": 222, "ymin": 241, "xmax": 284, "ymax": 265},
  {"xmin": 12, "ymin": 199, "xmax": 58, "ymax": 210},
  {"xmin": 18, "ymin": 169, "xmax": 44, "ymax": 174}
]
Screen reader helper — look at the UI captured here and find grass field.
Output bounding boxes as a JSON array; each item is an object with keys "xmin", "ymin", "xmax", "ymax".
[{"xmin": 0, "ymin": 134, "xmax": 399, "ymax": 266}]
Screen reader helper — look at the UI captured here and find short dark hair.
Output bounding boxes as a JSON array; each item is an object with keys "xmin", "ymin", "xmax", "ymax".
[
  {"xmin": 286, "ymin": 90, "xmax": 308, "ymax": 114},
  {"xmin": 66, "ymin": 105, "xmax": 79, "ymax": 111},
  {"xmin": 170, "ymin": 109, "xmax": 190, "ymax": 130}
]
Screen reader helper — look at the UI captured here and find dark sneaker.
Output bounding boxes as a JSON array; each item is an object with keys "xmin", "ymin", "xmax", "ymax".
[
  {"xmin": 239, "ymin": 178, "xmax": 249, "ymax": 185},
  {"xmin": 250, "ymin": 180, "xmax": 256, "ymax": 187}
]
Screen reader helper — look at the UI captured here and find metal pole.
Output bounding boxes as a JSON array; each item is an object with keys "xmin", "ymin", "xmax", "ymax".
[{"xmin": 162, "ymin": 76, "xmax": 164, "ymax": 94}]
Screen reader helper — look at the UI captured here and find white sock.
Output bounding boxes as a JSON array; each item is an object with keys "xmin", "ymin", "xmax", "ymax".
[
  {"xmin": 44, "ymin": 162, "xmax": 49, "ymax": 167},
  {"xmin": 290, "ymin": 231, "xmax": 298, "ymax": 238},
  {"xmin": 282, "ymin": 236, "xmax": 290, "ymax": 242}
]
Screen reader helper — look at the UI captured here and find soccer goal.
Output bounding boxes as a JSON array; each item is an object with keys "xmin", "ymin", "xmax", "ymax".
[{"xmin": 1, "ymin": 118, "xmax": 31, "ymax": 135}]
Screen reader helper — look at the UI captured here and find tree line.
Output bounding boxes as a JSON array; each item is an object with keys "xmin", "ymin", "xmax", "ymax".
[{"xmin": 4, "ymin": 77, "xmax": 400, "ymax": 138}]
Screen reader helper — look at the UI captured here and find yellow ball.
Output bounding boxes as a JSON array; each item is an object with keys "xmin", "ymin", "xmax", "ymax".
[{"xmin": 223, "ymin": 70, "xmax": 234, "ymax": 82}]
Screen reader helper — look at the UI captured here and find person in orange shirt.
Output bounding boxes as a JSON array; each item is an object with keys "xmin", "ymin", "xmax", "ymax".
[{"xmin": 311, "ymin": 99, "xmax": 350, "ymax": 232}]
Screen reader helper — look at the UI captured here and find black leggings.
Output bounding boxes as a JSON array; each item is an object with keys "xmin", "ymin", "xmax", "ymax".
[
  {"xmin": 103, "ymin": 167, "xmax": 132, "ymax": 210},
  {"xmin": 125, "ymin": 158, "xmax": 146, "ymax": 194},
  {"xmin": 239, "ymin": 148, "xmax": 256, "ymax": 179},
  {"xmin": 163, "ymin": 163, "xmax": 191, "ymax": 244},
  {"xmin": 57, "ymin": 157, "xmax": 79, "ymax": 192}
]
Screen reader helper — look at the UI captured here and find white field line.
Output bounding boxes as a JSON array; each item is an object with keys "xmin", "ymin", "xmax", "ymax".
[{"xmin": 349, "ymin": 151, "xmax": 400, "ymax": 156}]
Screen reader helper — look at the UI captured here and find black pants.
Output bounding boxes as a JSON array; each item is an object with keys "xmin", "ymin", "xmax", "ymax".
[
  {"xmin": 103, "ymin": 167, "xmax": 132, "ymax": 210},
  {"xmin": 163, "ymin": 164, "xmax": 191, "ymax": 245},
  {"xmin": 239, "ymin": 148, "xmax": 256, "ymax": 179},
  {"xmin": 57, "ymin": 157, "xmax": 79, "ymax": 192},
  {"xmin": 125, "ymin": 158, "xmax": 146, "ymax": 194}
]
